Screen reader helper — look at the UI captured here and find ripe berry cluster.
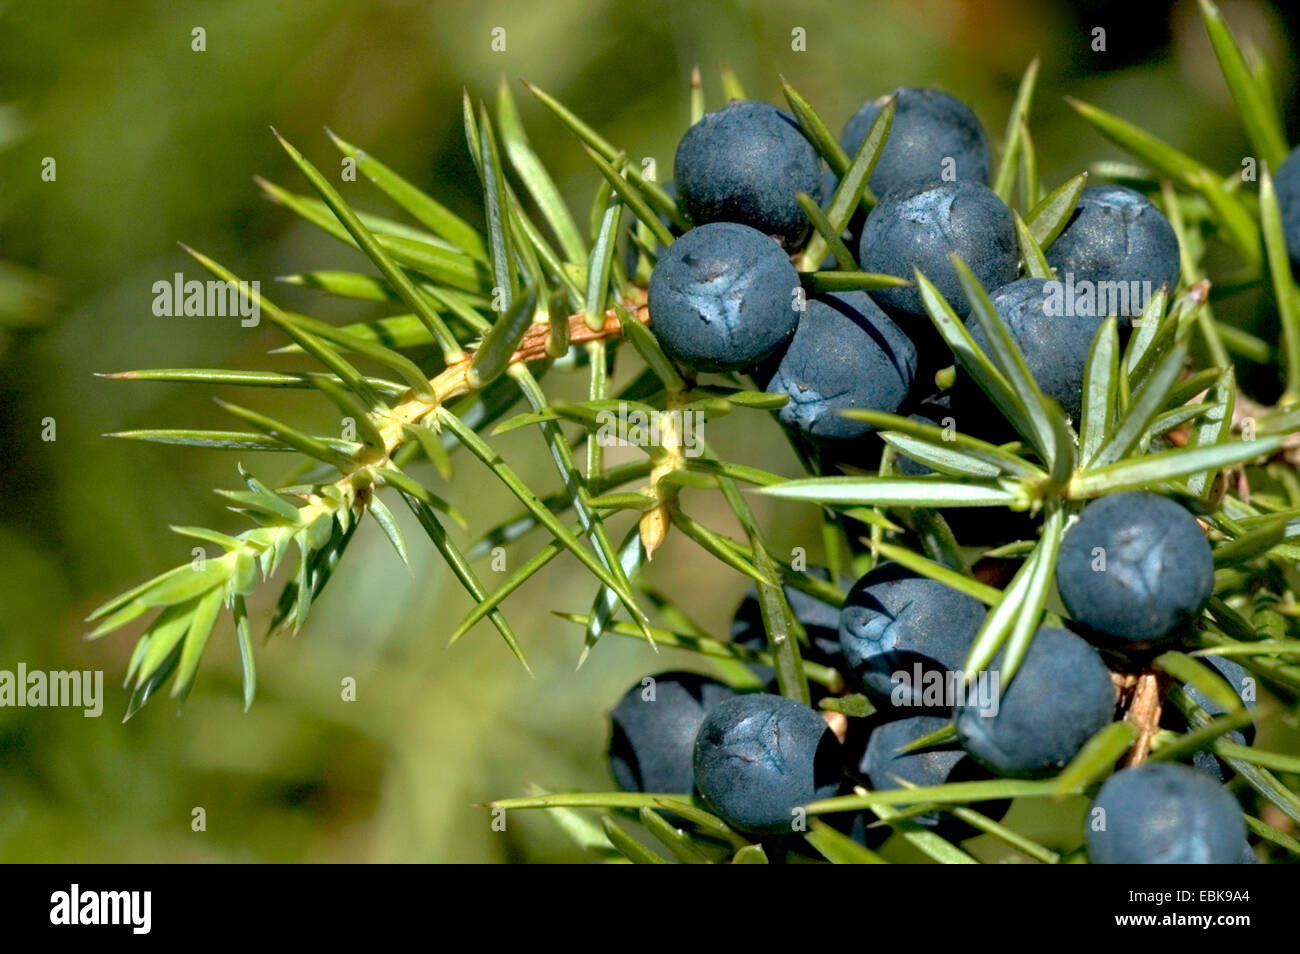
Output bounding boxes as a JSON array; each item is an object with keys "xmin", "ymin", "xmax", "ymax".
[
  {"xmin": 648, "ymin": 88, "xmax": 1182, "ymax": 457},
  {"xmin": 606, "ymin": 503, "xmax": 1248, "ymax": 861},
  {"xmin": 609, "ymin": 89, "xmax": 1256, "ymax": 862}
]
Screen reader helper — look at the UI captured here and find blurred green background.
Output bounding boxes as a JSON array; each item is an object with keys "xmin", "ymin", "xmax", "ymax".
[{"xmin": 2, "ymin": 0, "xmax": 1297, "ymax": 862}]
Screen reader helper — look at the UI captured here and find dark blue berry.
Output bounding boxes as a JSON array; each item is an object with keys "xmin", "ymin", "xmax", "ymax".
[
  {"xmin": 1055, "ymin": 491, "xmax": 1214, "ymax": 650},
  {"xmin": 764, "ymin": 291, "xmax": 917, "ymax": 441},
  {"xmin": 954, "ymin": 627, "xmax": 1115, "ymax": 779},
  {"xmin": 1087, "ymin": 762, "xmax": 1246, "ymax": 864},
  {"xmin": 1274, "ymin": 146, "xmax": 1300, "ymax": 266},
  {"xmin": 966, "ymin": 277, "xmax": 1102, "ymax": 420},
  {"xmin": 648, "ymin": 222, "xmax": 800, "ymax": 372},
  {"xmin": 858, "ymin": 715, "xmax": 997, "ymax": 828},
  {"xmin": 1045, "ymin": 185, "xmax": 1180, "ymax": 317},
  {"xmin": 1182, "ymin": 655, "xmax": 1258, "ymax": 779},
  {"xmin": 840, "ymin": 87, "xmax": 991, "ymax": 197},
  {"xmin": 858, "ymin": 181, "xmax": 1018, "ymax": 320},
  {"xmin": 731, "ymin": 575, "xmax": 844, "ymax": 684},
  {"xmin": 1185, "ymin": 656, "xmax": 1257, "ymax": 739},
  {"xmin": 608, "ymin": 671, "xmax": 736, "ymax": 794},
  {"xmin": 674, "ymin": 100, "xmax": 823, "ymax": 248},
  {"xmin": 693, "ymin": 693, "xmax": 841, "ymax": 834},
  {"xmin": 838, "ymin": 562, "xmax": 986, "ymax": 706}
]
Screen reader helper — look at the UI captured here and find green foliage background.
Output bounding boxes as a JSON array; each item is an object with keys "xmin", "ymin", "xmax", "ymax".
[{"xmin": 1, "ymin": 0, "xmax": 1297, "ymax": 862}]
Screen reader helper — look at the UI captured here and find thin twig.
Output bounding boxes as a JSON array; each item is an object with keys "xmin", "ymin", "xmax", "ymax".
[{"xmin": 1120, "ymin": 669, "xmax": 1166, "ymax": 767}]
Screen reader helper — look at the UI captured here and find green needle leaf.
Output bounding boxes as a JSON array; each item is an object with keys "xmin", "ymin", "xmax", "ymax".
[
  {"xmin": 1212, "ymin": 517, "xmax": 1289, "ymax": 565},
  {"xmin": 638, "ymin": 808, "xmax": 712, "ymax": 864},
  {"xmin": 1013, "ymin": 210, "xmax": 1053, "ymax": 279},
  {"xmin": 585, "ymin": 527, "xmax": 644, "ymax": 649},
  {"xmin": 805, "ymin": 820, "xmax": 888, "ymax": 864},
  {"xmin": 124, "ymin": 640, "xmax": 184, "ymax": 722},
  {"xmin": 230, "ymin": 595, "xmax": 256, "ymax": 710},
  {"xmin": 135, "ymin": 604, "xmax": 196, "ymax": 684},
  {"xmin": 600, "ymin": 818, "xmax": 667, "ymax": 864},
  {"xmin": 1155, "ymin": 651, "xmax": 1244, "ymax": 712},
  {"xmin": 451, "ymin": 539, "xmax": 564, "ymax": 646},
  {"xmin": 1069, "ymin": 435, "xmax": 1283, "ymax": 498},
  {"xmin": 1259, "ymin": 165, "xmax": 1300, "ymax": 404},
  {"xmin": 256, "ymin": 177, "xmax": 490, "ymax": 295},
  {"xmin": 171, "ymin": 587, "xmax": 224, "ymax": 701},
  {"xmin": 1199, "ymin": 0, "xmax": 1288, "ymax": 170},
  {"xmin": 761, "ymin": 475, "xmax": 1021, "ymax": 509},
  {"xmin": 523, "ymin": 80, "xmax": 685, "ymax": 231},
  {"xmin": 478, "ymin": 102, "xmax": 519, "ymax": 309},
  {"xmin": 102, "ymin": 367, "xmax": 404, "ymax": 396},
  {"xmin": 806, "ymin": 777, "xmax": 1069, "ymax": 813},
  {"xmin": 1090, "ymin": 343, "xmax": 1188, "ymax": 468},
  {"xmin": 670, "ymin": 506, "xmax": 771, "ymax": 585},
  {"xmin": 843, "ymin": 409, "xmax": 1044, "ymax": 478},
  {"xmin": 582, "ymin": 145, "xmax": 674, "ymax": 248},
  {"xmin": 780, "ymin": 77, "xmax": 852, "ymax": 179},
  {"xmin": 731, "ymin": 844, "xmax": 769, "ymax": 864},
  {"xmin": 138, "ymin": 558, "xmax": 234, "ymax": 608},
  {"xmin": 271, "ymin": 128, "xmax": 464, "ymax": 360},
  {"xmin": 916, "ymin": 270, "xmax": 1038, "ymax": 446},
  {"xmin": 495, "ymin": 78, "xmax": 587, "ymax": 264},
  {"xmin": 373, "ymin": 467, "xmax": 463, "ymax": 527},
  {"xmin": 878, "ymin": 434, "xmax": 1002, "ymax": 478},
  {"xmin": 1215, "ymin": 742, "xmax": 1300, "ymax": 776},
  {"xmin": 1150, "ymin": 709, "xmax": 1255, "ymax": 764},
  {"xmin": 1065, "ymin": 98, "xmax": 1260, "ymax": 262},
  {"xmin": 1244, "ymin": 815, "xmax": 1300, "ymax": 857},
  {"xmin": 1018, "ymin": 119, "xmax": 1039, "ymax": 209},
  {"xmin": 801, "ymin": 271, "xmax": 911, "ymax": 293},
  {"xmin": 400, "ymin": 490, "xmax": 530, "ymax": 673},
  {"xmin": 584, "ymin": 186, "xmax": 624, "ymax": 330},
  {"xmin": 436, "ymin": 406, "xmax": 646, "ymax": 625},
  {"xmin": 1079, "ymin": 317, "xmax": 1120, "ymax": 465},
  {"xmin": 797, "ymin": 193, "xmax": 857, "ymax": 271},
  {"xmin": 215, "ymin": 399, "xmax": 357, "ymax": 472},
  {"xmin": 953, "ymin": 254, "xmax": 1064, "ymax": 463},
  {"xmin": 312, "ymin": 375, "xmax": 387, "ymax": 453},
  {"xmin": 1025, "ymin": 172, "xmax": 1087, "ymax": 249},
  {"xmin": 615, "ymin": 301, "xmax": 685, "ymax": 391},
  {"xmin": 1184, "ymin": 367, "xmax": 1235, "ymax": 499},
  {"xmin": 509, "ymin": 368, "xmax": 651, "ymax": 650},
  {"xmin": 267, "ymin": 308, "xmax": 437, "ymax": 399},
  {"xmin": 992, "ymin": 57, "xmax": 1040, "ymax": 203},
  {"xmin": 325, "ymin": 128, "xmax": 488, "ymax": 262},
  {"xmin": 800, "ymin": 94, "xmax": 894, "ymax": 269},
  {"xmin": 468, "ymin": 287, "xmax": 539, "ymax": 389},
  {"xmin": 107, "ymin": 429, "xmax": 301, "ymax": 452},
  {"xmin": 367, "ymin": 496, "xmax": 410, "ymax": 567},
  {"xmin": 962, "ymin": 517, "xmax": 1060, "ymax": 678},
  {"xmin": 1052, "ymin": 722, "xmax": 1138, "ymax": 796},
  {"xmin": 180, "ymin": 244, "xmax": 386, "ymax": 408},
  {"xmin": 719, "ymin": 62, "xmax": 746, "ymax": 101},
  {"xmin": 869, "ymin": 541, "xmax": 1002, "ymax": 606}
]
